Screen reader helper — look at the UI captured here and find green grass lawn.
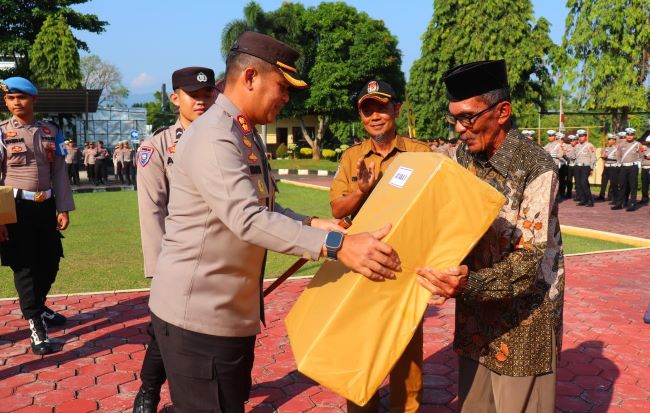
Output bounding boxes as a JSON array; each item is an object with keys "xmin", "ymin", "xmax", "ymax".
[
  {"xmin": 0, "ymin": 184, "xmax": 639, "ymax": 297},
  {"xmin": 270, "ymin": 159, "xmax": 339, "ymax": 172}
]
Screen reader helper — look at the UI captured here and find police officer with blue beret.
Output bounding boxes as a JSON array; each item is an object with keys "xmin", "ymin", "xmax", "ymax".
[{"xmin": 0, "ymin": 77, "xmax": 74, "ymax": 355}]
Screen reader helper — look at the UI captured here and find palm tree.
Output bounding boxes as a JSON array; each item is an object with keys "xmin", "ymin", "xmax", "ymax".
[{"xmin": 220, "ymin": 2, "xmax": 270, "ymax": 59}]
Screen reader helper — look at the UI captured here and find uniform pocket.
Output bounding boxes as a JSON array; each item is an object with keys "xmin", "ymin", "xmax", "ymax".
[{"xmin": 7, "ymin": 143, "xmax": 27, "ymax": 166}]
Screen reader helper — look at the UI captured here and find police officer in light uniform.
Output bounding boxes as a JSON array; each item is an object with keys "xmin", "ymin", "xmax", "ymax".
[
  {"xmin": 0, "ymin": 77, "xmax": 74, "ymax": 355},
  {"xmin": 544, "ymin": 130, "xmax": 565, "ymax": 198},
  {"xmin": 612, "ymin": 128, "xmax": 643, "ymax": 211},
  {"xmin": 598, "ymin": 134, "xmax": 619, "ymax": 201},
  {"xmin": 133, "ymin": 67, "xmax": 218, "ymax": 413},
  {"xmin": 330, "ymin": 80, "xmax": 430, "ymax": 413},
  {"xmin": 641, "ymin": 136, "xmax": 650, "ymax": 205},
  {"xmin": 564, "ymin": 134, "xmax": 578, "ymax": 199},
  {"xmin": 573, "ymin": 129, "xmax": 596, "ymax": 206},
  {"xmin": 148, "ymin": 32, "xmax": 401, "ymax": 412},
  {"xmin": 123, "ymin": 141, "xmax": 134, "ymax": 185},
  {"xmin": 95, "ymin": 140, "xmax": 109, "ymax": 185},
  {"xmin": 84, "ymin": 141, "xmax": 96, "ymax": 184}
]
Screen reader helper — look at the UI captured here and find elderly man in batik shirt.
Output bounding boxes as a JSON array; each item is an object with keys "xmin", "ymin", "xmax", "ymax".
[{"xmin": 416, "ymin": 60, "xmax": 564, "ymax": 413}]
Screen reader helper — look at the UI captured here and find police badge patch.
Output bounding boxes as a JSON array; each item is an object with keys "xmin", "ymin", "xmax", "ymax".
[
  {"xmin": 138, "ymin": 146, "xmax": 154, "ymax": 167},
  {"xmin": 367, "ymin": 81, "xmax": 379, "ymax": 93}
]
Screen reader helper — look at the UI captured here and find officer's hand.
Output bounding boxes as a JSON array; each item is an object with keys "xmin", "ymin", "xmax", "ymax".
[
  {"xmin": 311, "ymin": 218, "xmax": 349, "ymax": 233},
  {"xmin": 0, "ymin": 224, "xmax": 8, "ymax": 242},
  {"xmin": 337, "ymin": 224, "xmax": 401, "ymax": 281},
  {"xmin": 57, "ymin": 212, "xmax": 69, "ymax": 231},
  {"xmin": 416, "ymin": 265, "xmax": 468, "ymax": 299},
  {"xmin": 356, "ymin": 158, "xmax": 376, "ymax": 194}
]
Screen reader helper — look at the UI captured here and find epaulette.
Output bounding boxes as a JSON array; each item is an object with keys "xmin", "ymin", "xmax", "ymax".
[
  {"xmin": 151, "ymin": 125, "xmax": 170, "ymax": 136},
  {"xmin": 0, "ymin": 119, "xmax": 9, "ymax": 127}
]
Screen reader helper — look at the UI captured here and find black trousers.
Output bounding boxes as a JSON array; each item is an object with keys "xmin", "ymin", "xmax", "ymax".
[
  {"xmin": 152, "ymin": 313, "xmax": 255, "ymax": 413},
  {"xmin": 123, "ymin": 162, "xmax": 133, "ymax": 185},
  {"xmin": 86, "ymin": 164, "xmax": 95, "ymax": 183},
  {"xmin": 66, "ymin": 163, "xmax": 79, "ymax": 185},
  {"xmin": 94, "ymin": 159, "xmax": 105, "ymax": 184},
  {"xmin": 139, "ymin": 321, "xmax": 167, "ymax": 389},
  {"xmin": 0, "ymin": 197, "xmax": 62, "ymax": 320},
  {"xmin": 574, "ymin": 166, "xmax": 593, "ymax": 203},
  {"xmin": 641, "ymin": 167, "xmax": 650, "ymax": 202},
  {"xmin": 116, "ymin": 162, "xmax": 124, "ymax": 183},
  {"xmin": 615, "ymin": 165, "xmax": 639, "ymax": 206},
  {"xmin": 599, "ymin": 165, "xmax": 618, "ymax": 199},
  {"xmin": 565, "ymin": 165, "xmax": 575, "ymax": 198},
  {"xmin": 558, "ymin": 164, "xmax": 568, "ymax": 198}
]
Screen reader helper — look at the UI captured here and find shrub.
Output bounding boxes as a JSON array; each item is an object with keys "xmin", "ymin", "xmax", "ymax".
[
  {"xmin": 321, "ymin": 149, "xmax": 336, "ymax": 159},
  {"xmin": 299, "ymin": 147, "xmax": 313, "ymax": 158},
  {"xmin": 275, "ymin": 142, "xmax": 288, "ymax": 159},
  {"xmin": 287, "ymin": 143, "xmax": 298, "ymax": 159}
]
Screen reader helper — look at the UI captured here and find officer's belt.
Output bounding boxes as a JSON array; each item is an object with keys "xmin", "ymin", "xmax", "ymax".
[
  {"xmin": 621, "ymin": 162, "xmax": 640, "ymax": 167},
  {"xmin": 575, "ymin": 163, "xmax": 591, "ymax": 167},
  {"xmin": 642, "ymin": 166, "xmax": 650, "ymax": 169},
  {"xmin": 13, "ymin": 188, "xmax": 52, "ymax": 203}
]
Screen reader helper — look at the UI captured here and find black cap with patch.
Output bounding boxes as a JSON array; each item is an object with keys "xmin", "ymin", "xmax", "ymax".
[
  {"xmin": 443, "ymin": 60, "xmax": 509, "ymax": 102},
  {"xmin": 230, "ymin": 31, "xmax": 308, "ymax": 90},
  {"xmin": 356, "ymin": 80, "xmax": 398, "ymax": 108},
  {"xmin": 172, "ymin": 67, "xmax": 216, "ymax": 92}
]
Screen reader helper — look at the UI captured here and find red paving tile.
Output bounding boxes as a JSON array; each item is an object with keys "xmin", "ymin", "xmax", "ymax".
[{"xmin": 0, "ymin": 247, "xmax": 647, "ymax": 411}]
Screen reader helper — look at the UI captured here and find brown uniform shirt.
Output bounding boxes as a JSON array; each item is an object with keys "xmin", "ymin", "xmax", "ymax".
[
  {"xmin": 83, "ymin": 147, "xmax": 96, "ymax": 165},
  {"xmin": 136, "ymin": 119, "xmax": 184, "ymax": 278},
  {"xmin": 149, "ymin": 94, "xmax": 327, "ymax": 337},
  {"xmin": 329, "ymin": 136, "xmax": 431, "ymax": 215},
  {"xmin": 0, "ymin": 117, "xmax": 74, "ymax": 212},
  {"xmin": 616, "ymin": 140, "xmax": 643, "ymax": 164}
]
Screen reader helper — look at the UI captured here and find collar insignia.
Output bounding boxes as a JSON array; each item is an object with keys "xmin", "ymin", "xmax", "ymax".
[{"xmin": 236, "ymin": 115, "xmax": 252, "ymax": 134}]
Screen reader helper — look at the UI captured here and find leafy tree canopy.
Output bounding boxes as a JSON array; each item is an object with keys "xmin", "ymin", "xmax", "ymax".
[
  {"xmin": 30, "ymin": 13, "xmax": 81, "ymax": 88},
  {"xmin": 408, "ymin": 0, "xmax": 557, "ymax": 139},
  {"xmin": 81, "ymin": 54, "xmax": 129, "ymax": 107}
]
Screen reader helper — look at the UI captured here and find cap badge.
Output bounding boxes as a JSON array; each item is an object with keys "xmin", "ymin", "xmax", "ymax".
[
  {"xmin": 0, "ymin": 82, "xmax": 7, "ymax": 93},
  {"xmin": 236, "ymin": 115, "xmax": 252, "ymax": 134},
  {"xmin": 367, "ymin": 81, "xmax": 379, "ymax": 93},
  {"xmin": 242, "ymin": 136, "xmax": 253, "ymax": 149},
  {"xmin": 197, "ymin": 72, "xmax": 208, "ymax": 83}
]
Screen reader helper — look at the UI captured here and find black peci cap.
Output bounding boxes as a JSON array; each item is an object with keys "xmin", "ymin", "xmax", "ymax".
[
  {"xmin": 443, "ymin": 60, "xmax": 509, "ymax": 102},
  {"xmin": 356, "ymin": 80, "xmax": 398, "ymax": 108},
  {"xmin": 230, "ymin": 31, "xmax": 308, "ymax": 90},
  {"xmin": 172, "ymin": 67, "xmax": 216, "ymax": 92}
]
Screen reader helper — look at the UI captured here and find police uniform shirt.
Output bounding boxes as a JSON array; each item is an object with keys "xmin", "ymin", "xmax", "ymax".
[
  {"xmin": 574, "ymin": 141, "xmax": 596, "ymax": 166},
  {"xmin": 0, "ymin": 117, "xmax": 74, "ymax": 212},
  {"xmin": 64, "ymin": 147, "xmax": 77, "ymax": 164},
  {"xmin": 543, "ymin": 140, "xmax": 564, "ymax": 166},
  {"xmin": 616, "ymin": 140, "xmax": 642, "ymax": 164},
  {"xmin": 136, "ymin": 119, "xmax": 184, "ymax": 278},
  {"xmin": 642, "ymin": 145, "xmax": 650, "ymax": 167},
  {"xmin": 330, "ymin": 136, "xmax": 431, "ymax": 208},
  {"xmin": 95, "ymin": 146, "xmax": 109, "ymax": 160},
  {"xmin": 148, "ymin": 93, "xmax": 328, "ymax": 337},
  {"xmin": 84, "ymin": 147, "xmax": 96, "ymax": 165},
  {"xmin": 603, "ymin": 145, "xmax": 618, "ymax": 163},
  {"xmin": 564, "ymin": 144, "xmax": 576, "ymax": 164},
  {"xmin": 122, "ymin": 147, "xmax": 134, "ymax": 162},
  {"xmin": 113, "ymin": 147, "xmax": 123, "ymax": 163}
]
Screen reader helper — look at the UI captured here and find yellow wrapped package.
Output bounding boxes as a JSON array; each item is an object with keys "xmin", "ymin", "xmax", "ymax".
[
  {"xmin": 0, "ymin": 187, "xmax": 17, "ymax": 225},
  {"xmin": 285, "ymin": 152, "xmax": 505, "ymax": 406}
]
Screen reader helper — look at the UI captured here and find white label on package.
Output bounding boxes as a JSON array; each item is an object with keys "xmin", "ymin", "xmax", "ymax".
[{"xmin": 389, "ymin": 166, "xmax": 413, "ymax": 188}]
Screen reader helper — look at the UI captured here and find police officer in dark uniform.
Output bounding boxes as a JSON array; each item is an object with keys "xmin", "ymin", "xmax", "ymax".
[{"xmin": 0, "ymin": 77, "xmax": 74, "ymax": 355}]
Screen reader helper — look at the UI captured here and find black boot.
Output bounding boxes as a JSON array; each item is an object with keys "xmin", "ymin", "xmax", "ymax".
[
  {"xmin": 42, "ymin": 306, "xmax": 67, "ymax": 326},
  {"xmin": 626, "ymin": 203, "xmax": 637, "ymax": 212},
  {"xmin": 133, "ymin": 385, "xmax": 161, "ymax": 413},
  {"xmin": 29, "ymin": 315, "xmax": 55, "ymax": 355}
]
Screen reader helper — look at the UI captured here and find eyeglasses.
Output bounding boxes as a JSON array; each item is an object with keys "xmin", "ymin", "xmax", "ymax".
[{"xmin": 445, "ymin": 101, "xmax": 501, "ymax": 128}]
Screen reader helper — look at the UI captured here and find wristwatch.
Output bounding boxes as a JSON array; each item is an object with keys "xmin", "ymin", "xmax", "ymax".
[{"xmin": 325, "ymin": 231, "xmax": 344, "ymax": 260}]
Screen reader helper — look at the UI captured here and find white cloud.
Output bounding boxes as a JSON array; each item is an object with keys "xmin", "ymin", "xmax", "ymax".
[{"xmin": 129, "ymin": 72, "xmax": 157, "ymax": 91}]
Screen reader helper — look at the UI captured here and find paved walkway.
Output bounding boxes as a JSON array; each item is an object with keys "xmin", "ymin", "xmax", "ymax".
[{"xmin": 0, "ymin": 249, "xmax": 648, "ymax": 412}]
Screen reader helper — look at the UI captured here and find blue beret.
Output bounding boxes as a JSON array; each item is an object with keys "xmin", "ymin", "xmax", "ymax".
[{"xmin": 1, "ymin": 77, "xmax": 38, "ymax": 96}]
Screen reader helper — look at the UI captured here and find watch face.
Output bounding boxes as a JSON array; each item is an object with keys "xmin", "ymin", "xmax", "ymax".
[{"xmin": 326, "ymin": 231, "xmax": 344, "ymax": 249}]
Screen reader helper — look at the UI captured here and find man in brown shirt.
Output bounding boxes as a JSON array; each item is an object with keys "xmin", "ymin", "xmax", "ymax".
[
  {"xmin": 148, "ymin": 32, "xmax": 401, "ymax": 412},
  {"xmin": 417, "ymin": 60, "xmax": 564, "ymax": 412},
  {"xmin": 330, "ymin": 79, "xmax": 429, "ymax": 413},
  {"xmin": 0, "ymin": 77, "xmax": 75, "ymax": 355}
]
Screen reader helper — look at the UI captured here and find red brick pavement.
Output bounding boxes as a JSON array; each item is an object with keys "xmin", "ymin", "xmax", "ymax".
[{"xmin": 0, "ymin": 250, "xmax": 648, "ymax": 412}]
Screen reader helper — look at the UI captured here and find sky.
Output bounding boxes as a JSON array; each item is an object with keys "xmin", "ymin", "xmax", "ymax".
[{"xmin": 70, "ymin": 0, "xmax": 569, "ymax": 103}]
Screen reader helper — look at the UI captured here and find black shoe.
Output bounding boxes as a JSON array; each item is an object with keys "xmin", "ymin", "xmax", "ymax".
[
  {"xmin": 640, "ymin": 199, "xmax": 649, "ymax": 205},
  {"xmin": 42, "ymin": 306, "xmax": 66, "ymax": 326},
  {"xmin": 611, "ymin": 205, "xmax": 623, "ymax": 210},
  {"xmin": 626, "ymin": 203, "xmax": 637, "ymax": 212},
  {"xmin": 577, "ymin": 201, "xmax": 587, "ymax": 206},
  {"xmin": 29, "ymin": 315, "xmax": 54, "ymax": 355},
  {"xmin": 585, "ymin": 202, "xmax": 594, "ymax": 207},
  {"xmin": 133, "ymin": 386, "xmax": 161, "ymax": 413},
  {"xmin": 595, "ymin": 195, "xmax": 605, "ymax": 201}
]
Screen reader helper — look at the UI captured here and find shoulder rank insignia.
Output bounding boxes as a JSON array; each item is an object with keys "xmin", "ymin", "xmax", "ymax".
[
  {"xmin": 248, "ymin": 152, "xmax": 258, "ymax": 163},
  {"xmin": 242, "ymin": 136, "xmax": 253, "ymax": 149},
  {"xmin": 236, "ymin": 115, "xmax": 252, "ymax": 134},
  {"xmin": 138, "ymin": 146, "xmax": 154, "ymax": 167},
  {"xmin": 167, "ymin": 144, "xmax": 176, "ymax": 154}
]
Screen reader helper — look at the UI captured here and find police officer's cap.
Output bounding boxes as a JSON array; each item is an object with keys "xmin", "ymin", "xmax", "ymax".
[
  {"xmin": 356, "ymin": 80, "xmax": 398, "ymax": 108},
  {"xmin": 617, "ymin": 131, "xmax": 627, "ymax": 137},
  {"xmin": 576, "ymin": 129, "xmax": 587, "ymax": 136},
  {"xmin": 556, "ymin": 132, "xmax": 565, "ymax": 139},
  {"xmin": 607, "ymin": 133, "xmax": 616, "ymax": 140},
  {"xmin": 546, "ymin": 129, "xmax": 556, "ymax": 136},
  {"xmin": 230, "ymin": 31, "xmax": 308, "ymax": 90},
  {"xmin": 625, "ymin": 127, "xmax": 636, "ymax": 135},
  {"xmin": 443, "ymin": 60, "xmax": 509, "ymax": 102},
  {"xmin": 172, "ymin": 67, "xmax": 215, "ymax": 92},
  {"xmin": 0, "ymin": 77, "xmax": 38, "ymax": 96}
]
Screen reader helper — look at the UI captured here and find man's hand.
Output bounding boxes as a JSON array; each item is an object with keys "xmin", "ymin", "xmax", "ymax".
[
  {"xmin": 56, "ymin": 212, "xmax": 69, "ymax": 231},
  {"xmin": 356, "ymin": 158, "xmax": 376, "ymax": 194},
  {"xmin": 416, "ymin": 265, "xmax": 469, "ymax": 302},
  {"xmin": 337, "ymin": 224, "xmax": 401, "ymax": 281},
  {"xmin": 311, "ymin": 218, "xmax": 349, "ymax": 233},
  {"xmin": 0, "ymin": 224, "xmax": 8, "ymax": 242}
]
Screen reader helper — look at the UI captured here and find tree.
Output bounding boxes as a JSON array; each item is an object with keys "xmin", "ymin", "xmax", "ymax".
[
  {"xmin": 220, "ymin": 2, "xmax": 405, "ymax": 159},
  {"xmin": 407, "ymin": 0, "xmax": 557, "ymax": 139},
  {"xmin": 559, "ymin": 0, "xmax": 650, "ymax": 131},
  {"xmin": 0, "ymin": 0, "xmax": 106, "ymax": 78},
  {"xmin": 30, "ymin": 14, "xmax": 81, "ymax": 88},
  {"xmin": 133, "ymin": 90, "xmax": 176, "ymax": 131},
  {"xmin": 81, "ymin": 55, "xmax": 129, "ymax": 107},
  {"xmin": 220, "ymin": 1, "xmax": 270, "ymax": 59}
]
